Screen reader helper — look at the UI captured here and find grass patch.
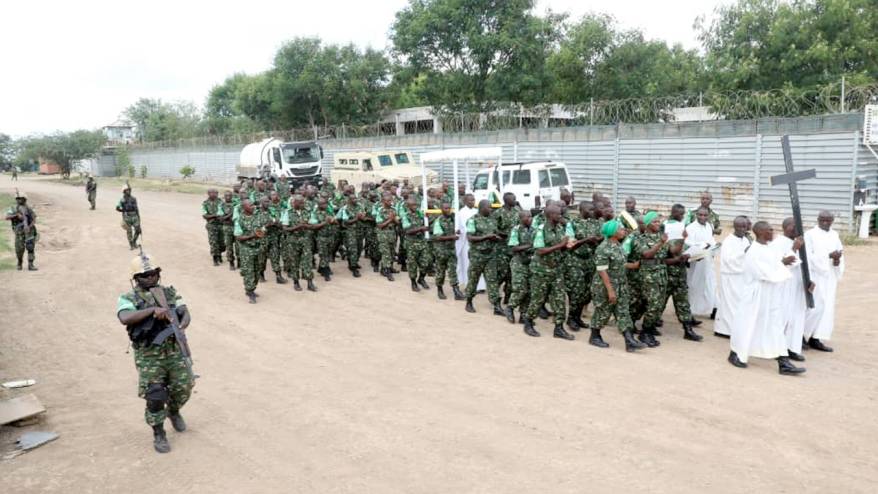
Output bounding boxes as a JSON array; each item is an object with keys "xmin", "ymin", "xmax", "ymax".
[
  {"xmin": 0, "ymin": 193, "xmax": 16, "ymax": 270},
  {"xmin": 53, "ymin": 176, "xmax": 219, "ymax": 195},
  {"xmin": 841, "ymin": 233, "xmax": 867, "ymax": 246}
]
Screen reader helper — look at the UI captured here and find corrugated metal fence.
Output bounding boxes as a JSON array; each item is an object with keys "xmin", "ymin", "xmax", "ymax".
[{"xmin": 128, "ymin": 114, "xmax": 878, "ymax": 232}]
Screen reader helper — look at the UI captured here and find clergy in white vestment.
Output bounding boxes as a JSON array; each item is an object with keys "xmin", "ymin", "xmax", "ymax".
[
  {"xmin": 455, "ymin": 194, "xmax": 485, "ymax": 290},
  {"xmin": 772, "ymin": 217, "xmax": 812, "ymax": 360},
  {"xmin": 728, "ymin": 221, "xmax": 805, "ymax": 375},
  {"xmin": 715, "ymin": 216, "xmax": 752, "ymax": 337},
  {"xmin": 685, "ymin": 207, "xmax": 718, "ymax": 316},
  {"xmin": 803, "ymin": 211, "xmax": 844, "ymax": 352}
]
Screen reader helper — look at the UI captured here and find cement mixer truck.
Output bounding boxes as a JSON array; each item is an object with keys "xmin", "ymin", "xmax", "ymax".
[{"xmin": 237, "ymin": 138, "xmax": 324, "ymax": 186}]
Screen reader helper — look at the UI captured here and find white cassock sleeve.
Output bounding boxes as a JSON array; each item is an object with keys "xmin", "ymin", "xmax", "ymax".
[
  {"xmin": 804, "ymin": 227, "xmax": 844, "ymax": 340},
  {"xmin": 685, "ymin": 222, "xmax": 717, "ymax": 315},
  {"xmin": 771, "ymin": 236, "xmax": 807, "ymax": 353},
  {"xmin": 730, "ymin": 241, "xmax": 792, "ymax": 363},
  {"xmin": 715, "ymin": 234, "xmax": 750, "ymax": 336}
]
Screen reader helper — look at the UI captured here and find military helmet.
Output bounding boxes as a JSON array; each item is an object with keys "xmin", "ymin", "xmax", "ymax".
[
  {"xmin": 130, "ymin": 251, "xmax": 161, "ymax": 277},
  {"xmin": 14, "ymin": 189, "xmax": 26, "ymax": 201}
]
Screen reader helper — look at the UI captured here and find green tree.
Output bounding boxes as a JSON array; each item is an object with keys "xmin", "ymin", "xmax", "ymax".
[
  {"xmin": 124, "ymin": 98, "xmax": 204, "ymax": 142},
  {"xmin": 15, "ymin": 131, "xmax": 105, "ymax": 178},
  {"xmin": 0, "ymin": 133, "xmax": 13, "ymax": 171},
  {"xmin": 546, "ymin": 13, "xmax": 616, "ymax": 104}
]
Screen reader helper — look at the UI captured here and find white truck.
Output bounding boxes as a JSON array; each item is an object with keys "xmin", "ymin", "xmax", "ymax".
[
  {"xmin": 471, "ymin": 161, "xmax": 573, "ymax": 210},
  {"xmin": 237, "ymin": 138, "xmax": 324, "ymax": 186}
]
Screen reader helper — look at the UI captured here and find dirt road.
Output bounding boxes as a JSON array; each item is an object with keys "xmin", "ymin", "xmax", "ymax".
[{"xmin": 1, "ymin": 177, "xmax": 876, "ymax": 493}]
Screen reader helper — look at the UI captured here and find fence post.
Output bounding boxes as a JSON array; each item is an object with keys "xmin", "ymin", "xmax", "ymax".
[
  {"xmin": 848, "ymin": 131, "xmax": 860, "ymax": 233},
  {"xmin": 840, "ymin": 76, "xmax": 846, "ymax": 113},
  {"xmin": 612, "ymin": 137, "xmax": 620, "ymax": 206},
  {"xmin": 589, "ymin": 98, "xmax": 594, "ymax": 126},
  {"xmin": 752, "ymin": 134, "xmax": 762, "ymax": 218}
]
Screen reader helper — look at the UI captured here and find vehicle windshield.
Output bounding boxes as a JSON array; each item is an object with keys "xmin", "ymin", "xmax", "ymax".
[
  {"xmin": 282, "ymin": 144, "xmax": 320, "ymax": 164},
  {"xmin": 548, "ymin": 168, "xmax": 569, "ymax": 186},
  {"xmin": 473, "ymin": 173, "xmax": 489, "ymax": 191},
  {"xmin": 378, "ymin": 155, "xmax": 393, "ymax": 167},
  {"xmin": 394, "ymin": 153, "xmax": 410, "ymax": 164}
]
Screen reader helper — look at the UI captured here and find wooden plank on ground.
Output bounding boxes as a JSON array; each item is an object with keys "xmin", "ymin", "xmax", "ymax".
[{"xmin": 0, "ymin": 394, "xmax": 46, "ymax": 425}]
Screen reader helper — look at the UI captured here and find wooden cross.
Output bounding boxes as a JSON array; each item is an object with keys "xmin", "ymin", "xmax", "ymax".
[{"xmin": 770, "ymin": 135, "xmax": 816, "ymax": 308}]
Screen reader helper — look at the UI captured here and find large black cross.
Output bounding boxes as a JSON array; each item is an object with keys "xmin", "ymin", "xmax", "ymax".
[{"xmin": 770, "ymin": 135, "xmax": 816, "ymax": 308}]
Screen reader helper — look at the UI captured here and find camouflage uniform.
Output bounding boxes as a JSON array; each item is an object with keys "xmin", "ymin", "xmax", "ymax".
[
  {"xmin": 311, "ymin": 208, "xmax": 335, "ymax": 271},
  {"xmin": 361, "ymin": 193, "xmax": 380, "ymax": 265},
  {"xmin": 221, "ymin": 199, "xmax": 237, "ymax": 266},
  {"xmin": 625, "ymin": 231, "xmax": 645, "ymax": 323},
  {"xmin": 275, "ymin": 180, "xmax": 291, "ymax": 204},
  {"xmin": 663, "ymin": 238, "xmax": 693, "ymax": 323},
  {"xmin": 431, "ymin": 213, "xmax": 458, "ymax": 287},
  {"xmin": 264, "ymin": 201, "xmax": 285, "ymax": 275},
  {"xmin": 86, "ymin": 180, "xmax": 97, "ymax": 209},
  {"xmin": 117, "ymin": 286, "xmax": 193, "ymax": 426},
  {"xmin": 375, "ymin": 204, "xmax": 398, "ymax": 271},
  {"xmin": 234, "ymin": 211, "xmax": 266, "ymax": 292},
  {"xmin": 493, "ymin": 205, "xmax": 521, "ymax": 301},
  {"xmin": 465, "ymin": 214, "xmax": 500, "ymax": 303},
  {"xmin": 5, "ymin": 203, "xmax": 37, "ymax": 265},
  {"xmin": 337, "ymin": 201, "xmax": 365, "ymax": 270},
  {"xmin": 402, "ymin": 207, "xmax": 429, "ymax": 281},
  {"xmin": 564, "ymin": 216, "xmax": 597, "ymax": 318},
  {"xmin": 632, "ymin": 232, "xmax": 669, "ymax": 327},
  {"xmin": 525, "ymin": 221, "xmax": 570, "ymax": 324},
  {"xmin": 590, "ymin": 239, "xmax": 635, "ymax": 333},
  {"xmin": 281, "ymin": 207, "xmax": 314, "ymax": 281},
  {"xmin": 117, "ymin": 195, "xmax": 141, "ymax": 248},
  {"xmin": 506, "ymin": 224, "xmax": 534, "ymax": 311},
  {"xmin": 201, "ymin": 198, "xmax": 225, "ymax": 259}
]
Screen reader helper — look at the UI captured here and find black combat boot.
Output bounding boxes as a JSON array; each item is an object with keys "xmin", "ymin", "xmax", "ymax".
[
  {"xmin": 400, "ymin": 261, "xmax": 407, "ymax": 272},
  {"xmin": 322, "ymin": 269, "xmax": 331, "ymax": 282},
  {"xmin": 502, "ymin": 292, "xmax": 510, "ymax": 305},
  {"xmin": 522, "ymin": 317, "xmax": 540, "ymax": 337},
  {"xmin": 16, "ymin": 259, "xmax": 23, "ymax": 271},
  {"xmin": 728, "ymin": 351, "xmax": 747, "ymax": 368},
  {"xmin": 566, "ymin": 315, "xmax": 581, "ymax": 332},
  {"xmin": 690, "ymin": 318, "xmax": 703, "ymax": 327},
  {"xmin": 452, "ymin": 285, "xmax": 465, "ymax": 301},
  {"xmin": 493, "ymin": 303, "xmax": 504, "ymax": 316},
  {"xmin": 573, "ymin": 308, "xmax": 588, "ymax": 329},
  {"xmin": 152, "ymin": 424, "xmax": 170, "ymax": 453},
  {"xmin": 437, "ymin": 286, "xmax": 447, "ymax": 300},
  {"xmin": 276, "ymin": 273, "xmax": 287, "ymax": 284},
  {"xmin": 259, "ymin": 272, "xmax": 267, "ymax": 282},
  {"xmin": 554, "ymin": 323, "xmax": 575, "ymax": 340},
  {"xmin": 411, "ymin": 279, "xmax": 421, "ymax": 292},
  {"xmin": 589, "ymin": 328, "xmax": 609, "ymax": 348},
  {"xmin": 638, "ymin": 326, "xmax": 659, "ymax": 347},
  {"xmin": 307, "ymin": 279, "xmax": 317, "ymax": 292},
  {"xmin": 351, "ymin": 268, "xmax": 361, "ymax": 278},
  {"xmin": 212, "ymin": 256, "xmax": 220, "ymax": 266},
  {"xmin": 168, "ymin": 411, "xmax": 186, "ymax": 432},
  {"xmin": 293, "ymin": 280, "xmax": 302, "ymax": 291},
  {"xmin": 229, "ymin": 260, "xmax": 236, "ymax": 271},
  {"xmin": 418, "ymin": 275, "xmax": 430, "ymax": 290},
  {"xmin": 683, "ymin": 321, "xmax": 703, "ymax": 342},
  {"xmin": 246, "ymin": 290, "xmax": 257, "ymax": 304},
  {"xmin": 504, "ymin": 306, "xmax": 515, "ymax": 324},
  {"xmin": 465, "ymin": 298, "xmax": 476, "ymax": 313},
  {"xmin": 710, "ymin": 308, "xmax": 717, "ymax": 320},
  {"xmin": 27, "ymin": 261, "xmax": 37, "ymax": 271},
  {"xmin": 623, "ymin": 330, "xmax": 647, "ymax": 352},
  {"xmin": 777, "ymin": 357, "xmax": 806, "ymax": 376},
  {"xmin": 538, "ymin": 305, "xmax": 551, "ymax": 320},
  {"xmin": 372, "ymin": 259, "xmax": 379, "ymax": 272}
]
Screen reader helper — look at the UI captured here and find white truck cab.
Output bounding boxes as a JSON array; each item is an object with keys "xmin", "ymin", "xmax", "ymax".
[
  {"xmin": 237, "ymin": 138, "xmax": 324, "ymax": 186},
  {"xmin": 471, "ymin": 161, "xmax": 572, "ymax": 210}
]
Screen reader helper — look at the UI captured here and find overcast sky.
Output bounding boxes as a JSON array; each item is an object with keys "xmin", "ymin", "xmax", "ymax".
[{"xmin": 0, "ymin": 0, "xmax": 731, "ymax": 137}]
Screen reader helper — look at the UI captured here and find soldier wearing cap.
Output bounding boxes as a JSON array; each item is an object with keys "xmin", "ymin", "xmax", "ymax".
[
  {"xmin": 85, "ymin": 176, "xmax": 97, "ymax": 210},
  {"xmin": 5, "ymin": 191, "xmax": 38, "ymax": 271},
  {"xmin": 116, "ymin": 252, "xmax": 194, "ymax": 453},
  {"xmin": 116, "ymin": 184, "xmax": 141, "ymax": 249}
]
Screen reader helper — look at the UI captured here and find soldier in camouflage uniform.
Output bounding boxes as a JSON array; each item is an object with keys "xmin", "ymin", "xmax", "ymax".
[
  {"xmin": 664, "ymin": 204, "xmax": 704, "ymax": 341},
  {"xmin": 220, "ymin": 191, "xmax": 237, "ymax": 270},
  {"xmin": 492, "ymin": 193, "xmax": 521, "ymax": 304},
  {"xmin": 116, "ymin": 252, "xmax": 193, "ymax": 453},
  {"xmin": 588, "ymin": 220, "xmax": 648, "ymax": 352},
  {"xmin": 631, "ymin": 211, "xmax": 669, "ymax": 347},
  {"xmin": 250, "ymin": 180, "xmax": 269, "ymax": 204},
  {"xmin": 337, "ymin": 188, "xmax": 366, "ymax": 277},
  {"xmin": 564, "ymin": 201, "xmax": 603, "ymax": 331},
  {"xmin": 4, "ymin": 192, "xmax": 38, "ymax": 271},
  {"xmin": 522, "ymin": 205, "xmax": 574, "ymax": 339},
  {"xmin": 310, "ymin": 197, "xmax": 337, "ymax": 281},
  {"xmin": 464, "ymin": 200, "xmax": 503, "ymax": 315},
  {"xmin": 625, "ymin": 217, "xmax": 646, "ymax": 327},
  {"xmin": 402, "ymin": 197, "xmax": 430, "ymax": 292},
  {"xmin": 504, "ymin": 210, "xmax": 534, "ymax": 324},
  {"xmin": 116, "ymin": 185, "xmax": 141, "ymax": 249},
  {"xmin": 235, "ymin": 199, "xmax": 267, "ymax": 303},
  {"xmin": 201, "ymin": 189, "xmax": 225, "ymax": 266},
  {"xmin": 263, "ymin": 192, "xmax": 287, "ymax": 284},
  {"xmin": 255, "ymin": 197, "xmax": 273, "ymax": 282},
  {"xmin": 85, "ymin": 176, "xmax": 97, "ymax": 210},
  {"xmin": 375, "ymin": 192, "xmax": 399, "ymax": 281},
  {"xmin": 431, "ymin": 201, "xmax": 465, "ymax": 300},
  {"xmin": 361, "ymin": 187, "xmax": 381, "ymax": 272},
  {"xmin": 275, "ymin": 176, "xmax": 291, "ymax": 204},
  {"xmin": 282, "ymin": 195, "xmax": 317, "ymax": 291}
]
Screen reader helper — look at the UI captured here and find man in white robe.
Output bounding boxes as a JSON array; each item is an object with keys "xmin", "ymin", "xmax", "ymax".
[
  {"xmin": 772, "ymin": 217, "xmax": 812, "ymax": 361},
  {"xmin": 715, "ymin": 216, "xmax": 752, "ymax": 338},
  {"xmin": 728, "ymin": 221, "xmax": 805, "ymax": 375},
  {"xmin": 804, "ymin": 210, "xmax": 844, "ymax": 352},
  {"xmin": 685, "ymin": 207, "xmax": 718, "ymax": 317},
  {"xmin": 455, "ymin": 193, "xmax": 485, "ymax": 290}
]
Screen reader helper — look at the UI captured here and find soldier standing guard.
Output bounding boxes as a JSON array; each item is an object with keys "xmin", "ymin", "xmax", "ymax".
[
  {"xmin": 116, "ymin": 252, "xmax": 194, "ymax": 453},
  {"xmin": 85, "ymin": 176, "xmax": 97, "ymax": 210},
  {"xmin": 116, "ymin": 184, "xmax": 141, "ymax": 249},
  {"xmin": 201, "ymin": 189, "xmax": 225, "ymax": 266},
  {"xmin": 464, "ymin": 200, "xmax": 503, "ymax": 315},
  {"xmin": 4, "ymin": 191, "xmax": 38, "ymax": 271}
]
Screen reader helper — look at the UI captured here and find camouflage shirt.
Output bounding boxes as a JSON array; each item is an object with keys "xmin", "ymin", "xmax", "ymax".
[
  {"xmin": 201, "ymin": 198, "xmax": 224, "ymax": 224},
  {"xmin": 507, "ymin": 224, "xmax": 534, "ymax": 264},
  {"xmin": 431, "ymin": 214, "xmax": 457, "ymax": 252},
  {"xmin": 594, "ymin": 239, "xmax": 629, "ymax": 289},
  {"xmin": 466, "ymin": 214, "xmax": 499, "ymax": 254},
  {"xmin": 531, "ymin": 220, "xmax": 571, "ymax": 271}
]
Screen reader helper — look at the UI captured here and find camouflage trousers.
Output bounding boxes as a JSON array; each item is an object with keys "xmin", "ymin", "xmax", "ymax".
[
  {"xmin": 433, "ymin": 246, "xmax": 458, "ymax": 287},
  {"xmin": 627, "ymin": 272, "xmax": 646, "ymax": 323},
  {"xmin": 316, "ymin": 233, "xmax": 334, "ymax": 270},
  {"xmin": 527, "ymin": 267, "xmax": 566, "ymax": 324},
  {"xmin": 564, "ymin": 257, "xmax": 594, "ymax": 310},
  {"xmin": 134, "ymin": 340, "xmax": 194, "ymax": 427},
  {"xmin": 123, "ymin": 213, "xmax": 141, "ymax": 247},
  {"xmin": 465, "ymin": 249, "xmax": 499, "ymax": 304},
  {"xmin": 239, "ymin": 241, "xmax": 261, "ymax": 291},
  {"xmin": 363, "ymin": 225, "xmax": 379, "ymax": 261},
  {"xmin": 495, "ymin": 249, "xmax": 513, "ymax": 299},
  {"xmin": 404, "ymin": 236, "xmax": 429, "ymax": 280},
  {"xmin": 13, "ymin": 230, "xmax": 36, "ymax": 263},
  {"xmin": 343, "ymin": 227, "xmax": 363, "ymax": 269},
  {"xmin": 222, "ymin": 224, "xmax": 238, "ymax": 264},
  {"xmin": 590, "ymin": 279, "xmax": 634, "ymax": 333},
  {"xmin": 641, "ymin": 268, "xmax": 668, "ymax": 326},
  {"xmin": 395, "ymin": 227, "xmax": 406, "ymax": 266},
  {"xmin": 263, "ymin": 228, "xmax": 284, "ymax": 274},
  {"xmin": 330, "ymin": 225, "xmax": 343, "ymax": 258},
  {"xmin": 286, "ymin": 234, "xmax": 313, "ymax": 281},
  {"xmin": 377, "ymin": 228, "xmax": 396, "ymax": 270},
  {"xmin": 87, "ymin": 191, "xmax": 96, "ymax": 209},
  {"xmin": 664, "ymin": 270, "xmax": 692, "ymax": 323},
  {"xmin": 205, "ymin": 222, "xmax": 223, "ymax": 257},
  {"xmin": 508, "ymin": 257, "xmax": 530, "ymax": 310}
]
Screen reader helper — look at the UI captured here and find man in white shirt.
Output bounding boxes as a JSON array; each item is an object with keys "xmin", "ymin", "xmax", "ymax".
[
  {"xmin": 715, "ymin": 216, "xmax": 752, "ymax": 338},
  {"xmin": 728, "ymin": 221, "xmax": 805, "ymax": 376},
  {"xmin": 772, "ymin": 217, "xmax": 813, "ymax": 361},
  {"xmin": 685, "ymin": 207, "xmax": 718, "ymax": 318},
  {"xmin": 804, "ymin": 211, "xmax": 844, "ymax": 352}
]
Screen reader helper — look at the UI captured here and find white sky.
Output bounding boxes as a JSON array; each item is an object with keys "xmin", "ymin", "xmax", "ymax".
[{"xmin": 0, "ymin": 0, "xmax": 730, "ymax": 137}]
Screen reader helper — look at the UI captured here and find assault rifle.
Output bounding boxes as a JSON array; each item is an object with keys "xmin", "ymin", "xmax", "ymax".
[
  {"xmin": 149, "ymin": 286, "xmax": 196, "ymax": 377},
  {"xmin": 14, "ymin": 189, "xmax": 33, "ymax": 240}
]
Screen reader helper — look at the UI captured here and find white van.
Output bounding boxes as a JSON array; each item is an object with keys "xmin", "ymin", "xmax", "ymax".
[
  {"xmin": 332, "ymin": 151, "xmax": 439, "ymax": 189},
  {"xmin": 471, "ymin": 161, "xmax": 573, "ymax": 210}
]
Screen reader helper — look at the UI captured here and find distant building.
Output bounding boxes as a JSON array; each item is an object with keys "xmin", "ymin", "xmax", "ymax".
[
  {"xmin": 102, "ymin": 120, "xmax": 136, "ymax": 144},
  {"xmin": 378, "ymin": 105, "xmax": 577, "ymax": 136}
]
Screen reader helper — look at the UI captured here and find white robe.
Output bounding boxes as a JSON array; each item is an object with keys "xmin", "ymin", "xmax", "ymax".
[
  {"xmin": 730, "ymin": 241, "xmax": 791, "ymax": 363},
  {"xmin": 772, "ymin": 236, "xmax": 807, "ymax": 353},
  {"xmin": 685, "ymin": 221, "xmax": 717, "ymax": 316},
  {"xmin": 715, "ymin": 233, "xmax": 752, "ymax": 336},
  {"xmin": 455, "ymin": 206, "xmax": 485, "ymax": 290},
  {"xmin": 804, "ymin": 227, "xmax": 844, "ymax": 341}
]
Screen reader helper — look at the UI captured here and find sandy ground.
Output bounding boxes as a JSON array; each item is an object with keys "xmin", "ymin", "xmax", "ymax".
[{"xmin": 1, "ymin": 177, "xmax": 876, "ymax": 493}]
